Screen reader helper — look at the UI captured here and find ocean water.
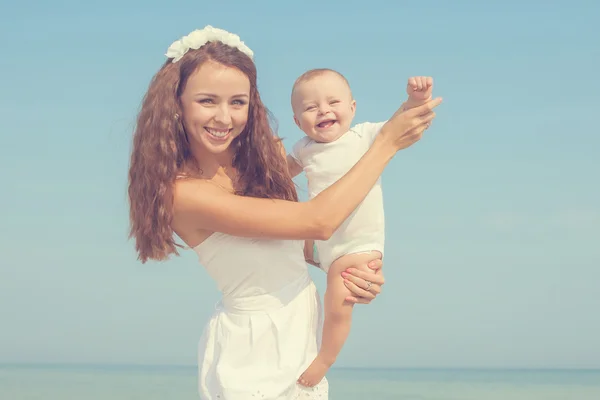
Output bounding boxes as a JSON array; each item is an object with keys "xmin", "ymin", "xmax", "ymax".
[{"xmin": 1, "ymin": 365, "xmax": 599, "ymax": 400}]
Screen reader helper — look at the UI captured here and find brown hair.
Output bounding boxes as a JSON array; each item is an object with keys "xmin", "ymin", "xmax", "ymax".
[{"xmin": 128, "ymin": 41, "xmax": 297, "ymax": 263}]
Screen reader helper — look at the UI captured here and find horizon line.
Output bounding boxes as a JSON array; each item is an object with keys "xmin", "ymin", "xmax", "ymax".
[{"xmin": 1, "ymin": 362, "xmax": 599, "ymax": 372}]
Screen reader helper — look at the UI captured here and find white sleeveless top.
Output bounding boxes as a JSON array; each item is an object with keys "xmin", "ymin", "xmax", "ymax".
[{"xmin": 193, "ymin": 232, "xmax": 329, "ymax": 399}]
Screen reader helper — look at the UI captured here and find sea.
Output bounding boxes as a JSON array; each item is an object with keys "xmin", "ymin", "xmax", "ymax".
[{"xmin": 1, "ymin": 364, "xmax": 599, "ymax": 400}]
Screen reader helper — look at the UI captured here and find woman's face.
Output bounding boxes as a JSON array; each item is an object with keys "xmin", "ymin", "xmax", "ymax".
[{"xmin": 180, "ymin": 60, "xmax": 250, "ymax": 155}]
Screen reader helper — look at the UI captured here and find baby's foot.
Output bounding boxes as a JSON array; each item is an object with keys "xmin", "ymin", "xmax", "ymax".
[{"xmin": 297, "ymin": 357, "xmax": 330, "ymax": 387}]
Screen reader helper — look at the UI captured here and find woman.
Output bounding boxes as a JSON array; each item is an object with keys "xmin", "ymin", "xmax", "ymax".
[{"xmin": 128, "ymin": 26, "xmax": 441, "ymax": 399}]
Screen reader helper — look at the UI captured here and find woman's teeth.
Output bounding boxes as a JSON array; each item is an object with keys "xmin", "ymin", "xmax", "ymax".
[{"xmin": 205, "ymin": 128, "xmax": 230, "ymax": 138}]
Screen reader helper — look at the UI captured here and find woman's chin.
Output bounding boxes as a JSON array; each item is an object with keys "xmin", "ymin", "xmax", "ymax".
[{"xmin": 197, "ymin": 132, "xmax": 238, "ymax": 154}]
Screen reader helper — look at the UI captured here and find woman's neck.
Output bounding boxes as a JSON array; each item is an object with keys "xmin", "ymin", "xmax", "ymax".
[{"xmin": 183, "ymin": 145, "xmax": 237, "ymax": 192}]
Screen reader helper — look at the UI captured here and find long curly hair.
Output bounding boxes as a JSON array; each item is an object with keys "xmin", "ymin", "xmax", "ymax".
[{"xmin": 128, "ymin": 41, "xmax": 297, "ymax": 263}]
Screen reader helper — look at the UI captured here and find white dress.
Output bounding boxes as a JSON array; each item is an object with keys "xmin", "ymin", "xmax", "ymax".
[{"xmin": 193, "ymin": 232, "xmax": 329, "ymax": 399}]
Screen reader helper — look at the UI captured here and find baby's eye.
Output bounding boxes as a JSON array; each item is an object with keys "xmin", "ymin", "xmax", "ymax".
[
  {"xmin": 306, "ymin": 106, "xmax": 316, "ymax": 111},
  {"xmin": 330, "ymin": 100, "xmax": 340, "ymax": 105}
]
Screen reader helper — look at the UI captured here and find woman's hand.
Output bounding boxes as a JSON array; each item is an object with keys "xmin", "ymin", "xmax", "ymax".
[
  {"xmin": 379, "ymin": 97, "xmax": 443, "ymax": 152},
  {"xmin": 343, "ymin": 259, "xmax": 385, "ymax": 304}
]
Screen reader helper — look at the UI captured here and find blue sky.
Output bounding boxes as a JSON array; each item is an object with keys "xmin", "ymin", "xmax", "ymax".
[{"xmin": 1, "ymin": 0, "xmax": 599, "ymax": 369}]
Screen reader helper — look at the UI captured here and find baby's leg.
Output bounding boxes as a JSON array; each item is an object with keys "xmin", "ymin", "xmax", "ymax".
[{"xmin": 298, "ymin": 251, "xmax": 381, "ymax": 387}]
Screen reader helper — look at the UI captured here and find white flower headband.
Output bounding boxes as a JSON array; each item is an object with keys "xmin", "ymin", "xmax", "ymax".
[{"xmin": 165, "ymin": 25, "xmax": 254, "ymax": 63}]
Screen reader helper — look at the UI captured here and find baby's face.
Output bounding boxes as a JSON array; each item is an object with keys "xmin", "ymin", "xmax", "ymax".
[{"xmin": 291, "ymin": 72, "xmax": 356, "ymax": 143}]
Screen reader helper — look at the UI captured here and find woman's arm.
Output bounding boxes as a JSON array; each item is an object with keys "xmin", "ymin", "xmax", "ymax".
[
  {"xmin": 174, "ymin": 135, "xmax": 394, "ymax": 240},
  {"xmin": 173, "ymin": 98, "xmax": 441, "ymax": 241}
]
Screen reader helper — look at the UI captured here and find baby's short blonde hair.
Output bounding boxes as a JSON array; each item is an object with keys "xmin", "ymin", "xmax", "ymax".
[{"xmin": 291, "ymin": 68, "xmax": 352, "ymax": 101}]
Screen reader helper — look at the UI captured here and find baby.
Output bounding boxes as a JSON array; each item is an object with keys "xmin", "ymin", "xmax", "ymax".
[{"xmin": 286, "ymin": 69, "xmax": 434, "ymax": 387}]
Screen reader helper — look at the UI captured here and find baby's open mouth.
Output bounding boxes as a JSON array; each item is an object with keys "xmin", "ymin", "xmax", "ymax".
[{"xmin": 316, "ymin": 120, "xmax": 336, "ymax": 129}]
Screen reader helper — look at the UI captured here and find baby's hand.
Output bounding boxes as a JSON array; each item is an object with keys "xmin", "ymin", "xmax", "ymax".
[
  {"xmin": 303, "ymin": 240, "xmax": 320, "ymax": 268},
  {"xmin": 406, "ymin": 76, "xmax": 433, "ymax": 105}
]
